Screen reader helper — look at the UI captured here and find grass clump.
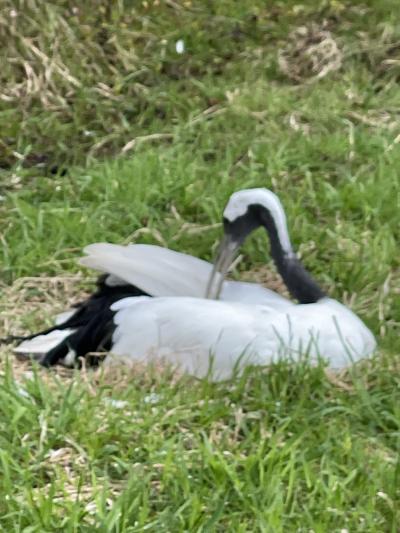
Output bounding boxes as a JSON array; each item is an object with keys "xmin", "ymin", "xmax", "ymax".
[{"xmin": 0, "ymin": 358, "xmax": 399, "ymax": 531}]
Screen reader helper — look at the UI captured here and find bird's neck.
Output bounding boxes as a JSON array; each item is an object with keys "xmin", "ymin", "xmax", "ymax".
[
  {"xmin": 272, "ymin": 248, "xmax": 326, "ymax": 304},
  {"xmin": 259, "ymin": 210, "xmax": 325, "ymax": 304}
]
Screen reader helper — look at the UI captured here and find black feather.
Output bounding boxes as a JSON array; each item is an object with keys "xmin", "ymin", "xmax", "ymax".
[{"xmin": 18, "ymin": 275, "xmax": 149, "ymax": 367}]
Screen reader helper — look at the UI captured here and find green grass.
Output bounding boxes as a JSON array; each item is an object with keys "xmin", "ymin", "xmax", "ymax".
[
  {"xmin": 0, "ymin": 0, "xmax": 399, "ymax": 530},
  {"xmin": 0, "ymin": 360, "xmax": 399, "ymax": 532}
]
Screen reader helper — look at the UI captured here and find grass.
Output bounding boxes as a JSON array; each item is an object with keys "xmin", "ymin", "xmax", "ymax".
[{"xmin": 0, "ymin": 0, "xmax": 399, "ymax": 530}]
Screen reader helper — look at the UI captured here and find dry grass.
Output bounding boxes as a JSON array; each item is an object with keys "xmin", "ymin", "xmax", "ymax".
[
  {"xmin": 0, "ymin": 275, "xmax": 84, "ymax": 384},
  {"xmin": 0, "ymin": 272, "xmax": 196, "ymax": 389},
  {"xmin": 278, "ymin": 23, "xmax": 343, "ymax": 83},
  {"xmin": 0, "ymin": 275, "xmax": 89, "ymax": 335},
  {"xmin": 240, "ymin": 264, "xmax": 291, "ymax": 299}
]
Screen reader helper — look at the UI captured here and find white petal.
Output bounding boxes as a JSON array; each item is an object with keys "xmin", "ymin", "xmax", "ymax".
[{"xmin": 175, "ymin": 39, "xmax": 185, "ymax": 54}]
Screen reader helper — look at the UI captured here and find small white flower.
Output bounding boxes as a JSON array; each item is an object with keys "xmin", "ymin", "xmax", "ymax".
[
  {"xmin": 103, "ymin": 398, "xmax": 128, "ymax": 409},
  {"xmin": 144, "ymin": 392, "xmax": 160, "ymax": 404},
  {"xmin": 175, "ymin": 39, "xmax": 185, "ymax": 54},
  {"xmin": 376, "ymin": 491, "xmax": 393, "ymax": 506},
  {"xmin": 16, "ymin": 386, "xmax": 31, "ymax": 400}
]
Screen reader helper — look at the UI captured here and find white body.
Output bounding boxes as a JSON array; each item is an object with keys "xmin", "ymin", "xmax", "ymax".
[{"xmin": 106, "ymin": 295, "xmax": 376, "ymax": 380}]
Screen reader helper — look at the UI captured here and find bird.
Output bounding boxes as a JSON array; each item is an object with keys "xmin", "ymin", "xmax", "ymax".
[
  {"xmin": 13, "ymin": 187, "xmax": 376, "ymax": 380},
  {"xmin": 12, "ymin": 235, "xmax": 289, "ymax": 367}
]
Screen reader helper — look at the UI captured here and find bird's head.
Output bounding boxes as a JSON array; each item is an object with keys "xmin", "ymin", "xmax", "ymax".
[{"xmin": 206, "ymin": 188, "xmax": 294, "ymax": 299}]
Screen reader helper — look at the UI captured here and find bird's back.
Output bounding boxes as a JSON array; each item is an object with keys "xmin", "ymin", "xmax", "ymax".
[{"xmin": 107, "ymin": 296, "xmax": 375, "ymax": 380}]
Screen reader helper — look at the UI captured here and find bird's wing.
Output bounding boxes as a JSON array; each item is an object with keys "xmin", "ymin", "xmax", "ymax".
[
  {"xmin": 80, "ymin": 243, "xmax": 292, "ymax": 307},
  {"xmin": 108, "ymin": 296, "xmax": 273, "ymax": 380},
  {"xmin": 80, "ymin": 243, "xmax": 217, "ymax": 297}
]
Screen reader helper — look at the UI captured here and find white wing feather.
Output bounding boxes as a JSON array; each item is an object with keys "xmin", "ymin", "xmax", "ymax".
[
  {"xmin": 80, "ymin": 243, "xmax": 214, "ymax": 297},
  {"xmin": 80, "ymin": 243, "xmax": 292, "ymax": 309},
  {"xmin": 14, "ymin": 329, "xmax": 75, "ymax": 357}
]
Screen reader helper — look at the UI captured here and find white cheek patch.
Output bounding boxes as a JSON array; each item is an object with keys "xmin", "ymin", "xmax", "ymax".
[
  {"xmin": 223, "ymin": 188, "xmax": 293, "ymax": 254},
  {"xmin": 223, "ymin": 195, "xmax": 249, "ymax": 221}
]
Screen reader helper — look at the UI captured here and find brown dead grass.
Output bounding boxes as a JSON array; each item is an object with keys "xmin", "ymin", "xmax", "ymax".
[
  {"xmin": 0, "ymin": 273, "xmax": 192, "ymax": 390},
  {"xmin": 0, "ymin": 275, "xmax": 86, "ymax": 383},
  {"xmin": 0, "ymin": 274, "xmax": 91, "ymax": 337},
  {"xmin": 240, "ymin": 264, "xmax": 291, "ymax": 299},
  {"xmin": 278, "ymin": 23, "xmax": 343, "ymax": 83}
]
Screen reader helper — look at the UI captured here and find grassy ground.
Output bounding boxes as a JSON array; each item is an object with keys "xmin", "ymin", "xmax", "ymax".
[{"xmin": 0, "ymin": 0, "xmax": 399, "ymax": 530}]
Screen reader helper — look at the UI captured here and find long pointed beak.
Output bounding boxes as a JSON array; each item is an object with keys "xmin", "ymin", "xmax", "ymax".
[{"xmin": 205, "ymin": 235, "xmax": 239, "ymax": 300}]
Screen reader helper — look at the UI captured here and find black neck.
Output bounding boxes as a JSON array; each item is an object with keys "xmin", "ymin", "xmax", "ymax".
[{"xmin": 257, "ymin": 206, "xmax": 326, "ymax": 304}]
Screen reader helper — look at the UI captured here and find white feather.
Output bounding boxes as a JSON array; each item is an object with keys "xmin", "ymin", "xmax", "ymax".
[
  {"xmin": 61, "ymin": 349, "xmax": 77, "ymax": 367},
  {"xmin": 80, "ymin": 243, "xmax": 291, "ymax": 309},
  {"xmin": 14, "ymin": 329, "xmax": 75, "ymax": 357},
  {"xmin": 80, "ymin": 243, "xmax": 213, "ymax": 297},
  {"xmin": 106, "ymin": 296, "xmax": 376, "ymax": 380},
  {"xmin": 221, "ymin": 280, "xmax": 291, "ymax": 309},
  {"xmin": 14, "ymin": 312, "xmax": 76, "ymax": 359},
  {"xmin": 54, "ymin": 310, "xmax": 75, "ymax": 325}
]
